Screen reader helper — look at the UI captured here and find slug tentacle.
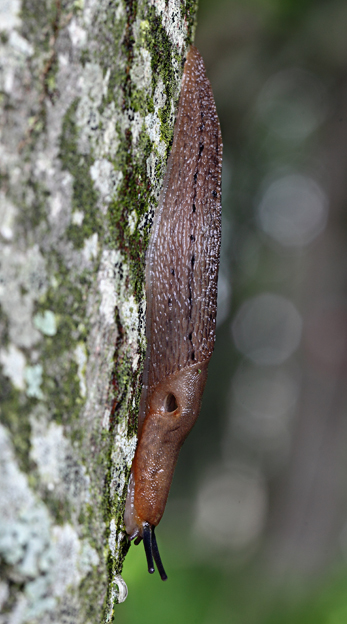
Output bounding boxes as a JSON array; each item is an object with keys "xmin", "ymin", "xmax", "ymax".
[
  {"xmin": 143, "ymin": 522, "xmax": 155, "ymax": 574},
  {"xmin": 152, "ymin": 527, "xmax": 168, "ymax": 581},
  {"xmin": 140, "ymin": 523, "xmax": 168, "ymax": 580},
  {"xmin": 124, "ymin": 45, "xmax": 222, "ymax": 580}
]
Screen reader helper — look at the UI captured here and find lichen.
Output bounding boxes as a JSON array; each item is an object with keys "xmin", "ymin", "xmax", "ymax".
[{"xmin": 0, "ymin": 425, "xmax": 99, "ymax": 622}]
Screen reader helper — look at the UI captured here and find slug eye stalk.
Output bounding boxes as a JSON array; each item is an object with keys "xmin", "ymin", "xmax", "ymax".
[
  {"xmin": 141, "ymin": 523, "xmax": 168, "ymax": 581},
  {"xmin": 151, "ymin": 527, "xmax": 167, "ymax": 581}
]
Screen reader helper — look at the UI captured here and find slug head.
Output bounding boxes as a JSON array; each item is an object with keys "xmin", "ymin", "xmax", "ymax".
[
  {"xmin": 124, "ymin": 361, "xmax": 209, "ymax": 578},
  {"xmin": 134, "ymin": 362, "xmax": 208, "ymax": 526}
]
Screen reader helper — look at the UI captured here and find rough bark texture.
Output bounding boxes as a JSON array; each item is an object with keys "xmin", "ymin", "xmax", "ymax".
[{"xmin": 0, "ymin": 0, "xmax": 197, "ymax": 621}]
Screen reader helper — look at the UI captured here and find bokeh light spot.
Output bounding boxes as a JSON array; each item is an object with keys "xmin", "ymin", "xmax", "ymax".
[
  {"xmin": 232, "ymin": 293, "xmax": 302, "ymax": 365},
  {"xmin": 257, "ymin": 173, "xmax": 328, "ymax": 247}
]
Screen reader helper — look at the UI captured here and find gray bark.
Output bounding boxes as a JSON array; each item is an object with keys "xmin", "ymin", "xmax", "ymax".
[{"xmin": 0, "ymin": 0, "xmax": 197, "ymax": 621}]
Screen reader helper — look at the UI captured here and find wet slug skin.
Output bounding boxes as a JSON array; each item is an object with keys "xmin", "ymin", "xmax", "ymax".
[{"xmin": 124, "ymin": 45, "xmax": 223, "ymax": 580}]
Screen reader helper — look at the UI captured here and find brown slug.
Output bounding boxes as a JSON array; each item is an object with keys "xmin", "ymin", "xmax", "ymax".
[{"xmin": 124, "ymin": 45, "xmax": 223, "ymax": 580}]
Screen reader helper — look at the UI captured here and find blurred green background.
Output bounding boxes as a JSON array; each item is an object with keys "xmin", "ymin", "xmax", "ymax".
[{"xmin": 117, "ymin": 0, "xmax": 347, "ymax": 621}]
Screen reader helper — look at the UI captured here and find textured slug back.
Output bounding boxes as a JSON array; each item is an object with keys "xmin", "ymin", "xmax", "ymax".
[{"xmin": 145, "ymin": 46, "xmax": 223, "ymax": 393}]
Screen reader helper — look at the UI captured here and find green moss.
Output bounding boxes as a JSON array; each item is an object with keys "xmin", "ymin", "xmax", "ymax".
[
  {"xmin": 0, "ymin": 305, "xmax": 9, "ymax": 348},
  {"xmin": 36, "ymin": 274, "xmax": 88, "ymax": 429},
  {"xmin": 20, "ymin": 0, "xmax": 74, "ymax": 49},
  {"xmin": 18, "ymin": 0, "xmax": 74, "ymax": 156},
  {"xmin": 16, "ymin": 180, "xmax": 49, "ymax": 233},
  {"xmin": 92, "ymin": 0, "xmax": 129, "ymax": 81},
  {"xmin": 79, "ymin": 567, "xmax": 108, "ymax": 624},
  {"xmin": 183, "ymin": 0, "xmax": 199, "ymax": 43},
  {"xmin": 144, "ymin": 6, "xmax": 182, "ymax": 147},
  {"xmin": 59, "ymin": 100, "xmax": 103, "ymax": 249},
  {"xmin": 106, "ymin": 5, "xmax": 188, "ymax": 305},
  {"xmin": 107, "ymin": 141, "xmax": 151, "ymax": 299},
  {"xmin": 0, "ymin": 570, "xmax": 25, "ymax": 617},
  {"xmin": 0, "ymin": 377, "xmax": 34, "ymax": 474},
  {"xmin": 129, "ymin": 89, "xmax": 152, "ymax": 115},
  {"xmin": 43, "ymin": 359, "xmax": 82, "ymax": 423},
  {"xmin": 20, "ymin": 0, "xmax": 54, "ymax": 49},
  {"xmin": 42, "ymin": 489, "xmax": 71, "ymax": 525},
  {"xmin": 80, "ymin": 48, "xmax": 92, "ymax": 67}
]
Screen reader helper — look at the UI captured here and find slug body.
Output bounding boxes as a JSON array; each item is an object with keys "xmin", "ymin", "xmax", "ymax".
[{"xmin": 124, "ymin": 46, "xmax": 223, "ymax": 579}]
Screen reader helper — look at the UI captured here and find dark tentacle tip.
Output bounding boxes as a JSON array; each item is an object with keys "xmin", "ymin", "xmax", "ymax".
[
  {"xmin": 143, "ymin": 522, "xmax": 155, "ymax": 574},
  {"xmin": 151, "ymin": 527, "xmax": 168, "ymax": 581},
  {"xmin": 142, "ymin": 523, "xmax": 168, "ymax": 580}
]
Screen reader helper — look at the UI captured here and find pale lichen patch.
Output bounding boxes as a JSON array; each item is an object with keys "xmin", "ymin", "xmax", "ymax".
[
  {"xmin": 25, "ymin": 365, "xmax": 44, "ymax": 400},
  {"xmin": 98, "ymin": 249, "xmax": 139, "ymax": 357},
  {"xmin": 102, "ymin": 407, "xmax": 111, "ymax": 430},
  {"xmin": 34, "ymin": 154, "xmax": 55, "ymax": 178},
  {"xmin": 0, "ymin": 245, "xmax": 47, "ymax": 349},
  {"xmin": 72, "ymin": 210, "xmax": 85, "ymax": 225},
  {"xmin": 90, "ymin": 159, "xmax": 123, "ymax": 204},
  {"xmin": 0, "ymin": 0, "xmax": 21, "ymax": 31},
  {"xmin": 145, "ymin": 111, "xmax": 162, "ymax": 144},
  {"xmin": 9, "ymin": 31, "xmax": 34, "ymax": 57},
  {"xmin": 68, "ymin": 18, "xmax": 88, "ymax": 48},
  {"xmin": 146, "ymin": 151, "xmax": 160, "ymax": 189},
  {"xmin": 75, "ymin": 62, "xmax": 109, "ymax": 154},
  {"xmin": 130, "ymin": 47, "xmax": 152, "ymax": 91},
  {"xmin": 131, "ymin": 111, "xmax": 145, "ymax": 147},
  {"xmin": 119, "ymin": 295, "xmax": 139, "ymax": 349},
  {"xmin": 0, "ymin": 192, "xmax": 17, "ymax": 241},
  {"xmin": 0, "ymin": 426, "xmax": 97, "ymax": 621},
  {"xmin": 83, "ymin": 232, "xmax": 99, "ymax": 262},
  {"xmin": 108, "ymin": 518, "xmax": 117, "ymax": 556},
  {"xmin": 132, "ymin": 353, "xmax": 140, "ymax": 371},
  {"xmin": 30, "ymin": 421, "xmax": 66, "ymax": 488},
  {"xmin": 30, "ymin": 416, "xmax": 90, "ymax": 508},
  {"xmin": 102, "ymin": 105, "xmax": 122, "ymax": 159},
  {"xmin": 128, "ymin": 210, "xmax": 137, "ymax": 235},
  {"xmin": 98, "ymin": 250, "xmax": 121, "ymax": 326},
  {"xmin": 51, "ymin": 524, "xmax": 87, "ymax": 596},
  {"xmin": 154, "ymin": 76, "xmax": 167, "ymax": 109},
  {"xmin": 90, "ymin": 159, "xmax": 114, "ymax": 198},
  {"xmin": 33, "ymin": 311, "xmax": 57, "ymax": 337},
  {"xmin": 48, "ymin": 194, "xmax": 63, "ymax": 222},
  {"xmin": 74, "ymin": 343, "xmax": 87, "ymax": 398},
  {"xmin": 110, "ymin": 422, "xmax": 137, "ymax": 500},
  {"xmin": 149, "ymin": 0, "xmax": 187, "ymax": 51},
  {"xmin": 0, "ymin": 345, "xmax": 26, "ymax": 390}
]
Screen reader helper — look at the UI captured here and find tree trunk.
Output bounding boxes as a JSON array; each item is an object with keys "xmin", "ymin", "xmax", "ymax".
[{"xmin": 0, "ymin": 0, "xmax": 197, "ymax": 621}]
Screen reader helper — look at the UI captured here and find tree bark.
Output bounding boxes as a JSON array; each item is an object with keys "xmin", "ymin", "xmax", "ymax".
[{"xmin": 0, "ymin": 0, "xmax": 197, "ymax": 621}]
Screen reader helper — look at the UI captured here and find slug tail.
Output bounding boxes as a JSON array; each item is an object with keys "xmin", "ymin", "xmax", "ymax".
[{"xmin": 152, "ymin": 527, "xmax": 168, "ymax": 581}]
